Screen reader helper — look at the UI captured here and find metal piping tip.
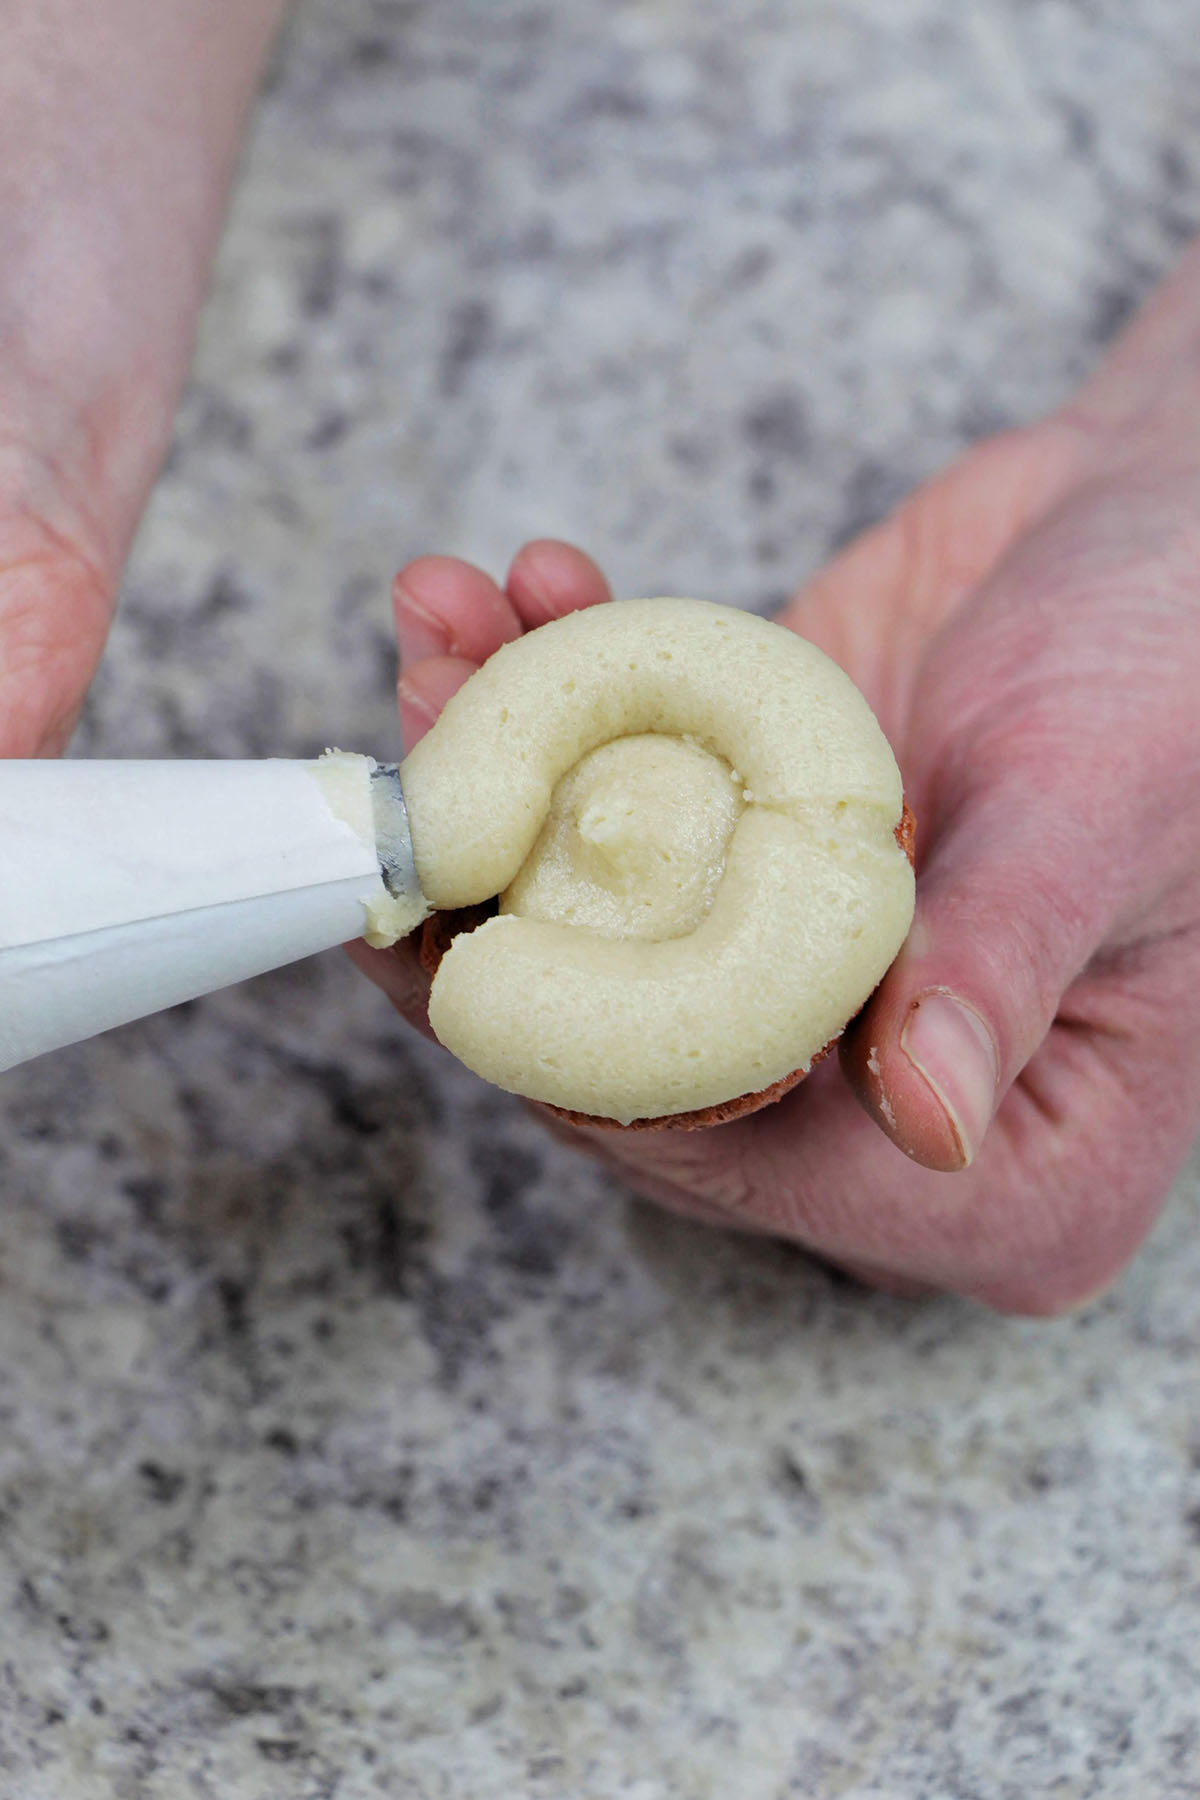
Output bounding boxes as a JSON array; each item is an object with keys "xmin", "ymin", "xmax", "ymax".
[{"xmin": 370, "ymin": 762, "xmax": 423, "ymax": 907}]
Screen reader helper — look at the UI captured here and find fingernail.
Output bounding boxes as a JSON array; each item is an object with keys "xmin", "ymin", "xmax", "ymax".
[
  {"xmin": 901, "ymin": 992, "xmax": 998, "ymax": 1168},
  {"xmin": 509, "ymin": 558, "xmax": 558, "ymax": 625},
  {"xmin": 397, "ymin": 677, "xmax": 439, "ymax": 726},
  {"xmin": 394, "ymin": 583, "xmax": 451, "ymax": 664}
]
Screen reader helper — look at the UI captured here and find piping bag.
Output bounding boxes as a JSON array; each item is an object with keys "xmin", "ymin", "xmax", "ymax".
[{"xmin": 0, "ymin": 753, "xmax": 431, "ymax": 1075}]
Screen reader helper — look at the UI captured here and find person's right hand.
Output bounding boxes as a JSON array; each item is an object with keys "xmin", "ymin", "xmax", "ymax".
[
  {"xmin": 0, "ymin": 0, "xmax": 286, "ymax": 759},
  {"xmin": 0, "ymin": 437, "xmax": 117, "ymax": 757}
]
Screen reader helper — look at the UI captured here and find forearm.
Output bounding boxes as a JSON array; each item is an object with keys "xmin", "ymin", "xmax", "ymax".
[{"xmin": 0, "ymin": 0, "xmax": 287, "ymax": 571}]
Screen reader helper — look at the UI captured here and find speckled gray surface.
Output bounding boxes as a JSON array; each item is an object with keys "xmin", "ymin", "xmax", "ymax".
[{"xmin": 4, "ymin": 2, "xmax": 1200, "ymax": 1795}]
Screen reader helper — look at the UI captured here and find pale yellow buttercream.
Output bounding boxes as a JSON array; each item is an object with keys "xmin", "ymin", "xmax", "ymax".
[
  {"xmin": 308, "ymin": 751, "xmax": 429, "ymax": 946},
  {"xmin": 500, "ymin": 733, "xmax": 744, "ymax": 943},
  {"xmin": 399, "ymin": 598, "xmax": 914, "ymax": 1122}
]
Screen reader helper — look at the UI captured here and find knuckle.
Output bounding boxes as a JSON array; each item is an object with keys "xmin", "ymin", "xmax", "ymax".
[{"xmin": 601, "ymin": 1128, "xmax": 763, "ymax": 1223}]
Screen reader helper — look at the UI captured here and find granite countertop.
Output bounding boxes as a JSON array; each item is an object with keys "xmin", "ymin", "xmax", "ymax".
[{"xmin": 4, "ymin": 2, "xmax": 1200, "ymax": 1795}]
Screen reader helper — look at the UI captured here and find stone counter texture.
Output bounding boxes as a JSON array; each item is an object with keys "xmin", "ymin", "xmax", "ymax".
[{"xmin": 3, "ymin": 1, "xmax": 1200, "ymax": 1795}]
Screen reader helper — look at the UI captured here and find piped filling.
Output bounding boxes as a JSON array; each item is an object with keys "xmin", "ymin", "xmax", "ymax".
[
  {"xmin": 399, "ymin": 597, "xmax": 915, "ymax": 1122},
  {"xmin": 501, "ymin": 733, "xmax": 743, "ymax": 943}
]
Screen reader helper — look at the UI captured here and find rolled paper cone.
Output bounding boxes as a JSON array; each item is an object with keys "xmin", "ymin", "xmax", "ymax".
[{"xmin": 0, "ymin": 756, "xmax": 425, "ymax": 1074}]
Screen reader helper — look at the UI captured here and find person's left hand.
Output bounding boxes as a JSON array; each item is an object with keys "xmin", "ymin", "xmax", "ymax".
[{"xmin": 349, "ymin": 393, "xmax": 1200, "ymax": 1315}]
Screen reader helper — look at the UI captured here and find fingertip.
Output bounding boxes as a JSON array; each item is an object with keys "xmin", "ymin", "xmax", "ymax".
[
  {"xmin": 842, "ymin": 987, "xmax": 981, "ymax": 1174},
  {"xmin": 392, "ymin": 556, "xmax": 522, "ymax": 667},
  {"xmin": 505, "ymin": 539, "xmax": 612, "ymax": 628},
  {"xmin": 397, "ymin": 652, "xmax": 480, "ymax": 746}
]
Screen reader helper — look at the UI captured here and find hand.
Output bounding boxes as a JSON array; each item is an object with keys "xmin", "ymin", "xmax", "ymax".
[
  {"xmin": 0, "ymin": 0, "xmax": 286, "ymax": 757},
  {"xmin": 354, "ymin": 352, "xmax": 1200, "ymax": 1320},
  {"xmin": 0, "ymin": 436, "xmax": 119, "ymax": 757}
]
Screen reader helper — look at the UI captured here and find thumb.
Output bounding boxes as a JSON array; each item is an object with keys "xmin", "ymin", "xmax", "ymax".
[{"xmin": 843, "ymin": 678, "xmax": 1131, "ymax": 1173}]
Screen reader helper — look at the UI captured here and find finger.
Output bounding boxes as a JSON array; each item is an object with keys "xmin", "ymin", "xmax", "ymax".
[
  {"xmin": 353, "ymin": 917, "xmax": 1189, "ymax": 1311},
  {"xmin": 577, "ymin": 1056, "xmax": 963, "ymax": 1268},
  {"xmin": 843, "ymin": 756, "xmax": 1116, "ymax": 1174},
  {"xmin": 840, "ymin": 594, "xmax": 1159, "ymax": 1176},
  {"xmin": 547, "ymin": 1095, "xmax": 934, "ymax": 1292},
  {"xmin": 578, "ymin": 1042, "xmax": 1125, "ymax": 1313},
  {"xmin": 397, "ymin": 652, "xmax": 481, "ymax": 748},
  {"xmin": 505, "ymin": 539, "xmax": 612, "ymax": 630},
  {"xmin": 392, "ymin": 556, "xmax": 523, "ymax": 669},
  {"xmin": 345, "ymin": 935, "xmax": 438, "ymax": 1041}
]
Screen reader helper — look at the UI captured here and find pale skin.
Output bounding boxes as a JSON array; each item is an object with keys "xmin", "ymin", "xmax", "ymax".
[
  {"xmin": 5, "ymin": 4, "xmax": 1200, "ymax": 1313},
  {"xmin": 0, "ymin": 0, "xmax": 285, "ymax": 755}
]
